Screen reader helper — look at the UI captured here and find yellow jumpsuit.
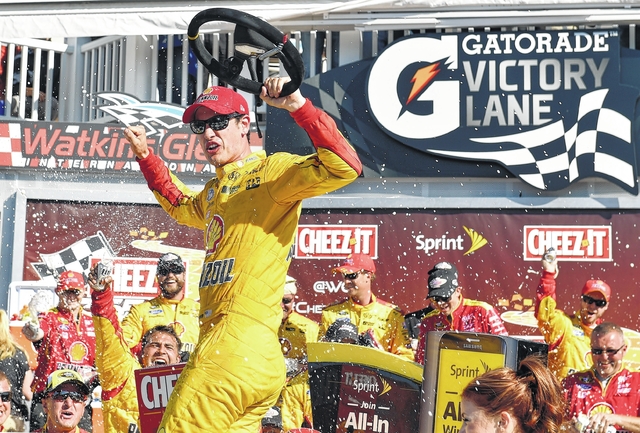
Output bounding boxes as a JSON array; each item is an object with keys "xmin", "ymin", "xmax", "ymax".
[
  {"xmin": 91, "ymin": 288, "xmax": 143, "ymax": 433},
  {"xmin": 279, "ymin": 371, "xmax": 313, "ymax": 432},
  {"xmin": 320, "ymin": 294, "xmax": 414, "ymax": 360},
  {"xmin": 121, "ymin": 295, "xmax": 200, "ymax": 353},
  {"xmin": 278, "ymin": 312, "xmax": 318, "ymax": 430},
  {"xmin": 279, "ymin": 311, "xmax": 319, "ymax": 361},
  {"xmin": 138, "ymin": 99, "xmax": 362, "ymax": 432}
]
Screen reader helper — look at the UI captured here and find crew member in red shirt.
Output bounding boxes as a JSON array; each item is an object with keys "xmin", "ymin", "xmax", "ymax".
[
  {"xmin": 415, "ymin": 261, "xmax": 507, "ymax": 364},
  {"xmin": 22, "ymin": 270, "xmax": 96, "ymax": 432}
]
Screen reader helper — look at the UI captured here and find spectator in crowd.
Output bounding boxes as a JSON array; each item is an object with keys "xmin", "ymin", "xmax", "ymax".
[
  {"xmin": 89, "ymin": 263, "xmax": 182, "ymax": 432},
  {"xmin": 278, "ymin": 275, "xmax": 318, "ymax": 432},
  {"xmin": 35, "ymin": 370, "xmax": 91, "ymax": 433},
  {"xmin": 0, "ymin": 371, "xmax": 14, "ymax": 432},
  {"xmin": 415, "ymin": 261, "xmax": 507, "ymax": 364},
  {"xmin": 0, "ymin": 309, "xmax": 32, "ymax": 431},
  {"xmin": 261, "ymin": 406, "xmax": 284, "ymax": 433},
  {"xmin": 461, "ymin": 355, "xmax": 565, "ymax": 433},
  {"xmin": 121, "ymin": 252, "xmax": 200, "ymax": 356},
  {"xmin": 123, "ymin": 76, "xmax": 361, "ymax": 432},
  {"xmin": 562, "ymin": 322, "xmax": 640, "ymax": 433},
  {"xmin": 21, "ymin": 270, "xmax": 96, "ymax": 432},
  {"xmin": 319, "ymin": 253, "xmax": 414, "ymax": 360},
  {"xmin": 536, "ymin": 251, "xmax": 611, "ymax": 380}
]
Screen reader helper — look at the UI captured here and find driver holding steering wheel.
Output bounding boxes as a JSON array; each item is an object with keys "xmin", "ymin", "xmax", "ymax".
[{"xmin": 123, "ymin": 77, "xmax": 362, "ymax": 432}]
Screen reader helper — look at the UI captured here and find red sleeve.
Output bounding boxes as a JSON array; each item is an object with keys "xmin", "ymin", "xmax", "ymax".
[
  {"xmin": 136, "ymin": 148, "xmax": 185, "ymax": 206},
  {"xmin": 290, "ymin": 98, "xmax": 362, "ymax": 175},
  {"xmin": 535, "ymin": 271, "xmax": 557, "ymax": 316},
  {"xmin": 91, "ymin": 289, "xmax": 123, "ymax": 339}
]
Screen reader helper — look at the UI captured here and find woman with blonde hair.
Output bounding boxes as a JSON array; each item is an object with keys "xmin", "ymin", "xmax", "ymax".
[
  {"xmin": 460, "ymin": 355, "xmax": 565, "ymax": 433},
  {"xmin": 0, "ymin": 309, "xmax": 32, "ymax": 431}
]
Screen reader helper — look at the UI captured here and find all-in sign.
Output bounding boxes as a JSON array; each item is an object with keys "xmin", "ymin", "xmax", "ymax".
[{"xmin": 367, "ymin": 30, "xmax": 639, "ymax": 194}]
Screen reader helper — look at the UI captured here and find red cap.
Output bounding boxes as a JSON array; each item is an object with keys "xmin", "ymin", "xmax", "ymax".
[
  {"xmin": 182, "ymin": 86, "xmax": 249, "ymax": 123},
  {"xmin": 56, "ymin": 270, "xmax": 85, "ymax": 292},
  {"xmin": 333, "ymin": 253, "xmax": 376, "ymax": 274},
  {"xmin": 582, "ymin": 279, "xmax": 611, "ymax": 302}
]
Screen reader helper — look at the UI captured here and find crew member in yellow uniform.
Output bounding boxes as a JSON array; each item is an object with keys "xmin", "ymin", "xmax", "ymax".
[
  {"xmin": 88, "ymin": 264, "xmax": 182, "ymax": 433},
  {"xmin": 536, "ymin": 252, "xmax": 611, "ymax": 380},
  {"xmin": 121, "ymin": 252, "xmax": 200, "ymax": 355},
  {"xmin": 320, "ymin": 253, "xmax": 414, "ymax": 360},
  {"xmin": 123, "ymin": 78, "xmax": 362, "ymax": 432},
  {"xmin": 278, "ymin": 276, "xmax": 318, "ymax": 431}
]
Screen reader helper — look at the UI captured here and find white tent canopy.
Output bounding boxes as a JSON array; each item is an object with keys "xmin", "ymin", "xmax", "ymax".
[{"xmin": 1, "ymin": 0, "xmax": 640, "ymax": 39}]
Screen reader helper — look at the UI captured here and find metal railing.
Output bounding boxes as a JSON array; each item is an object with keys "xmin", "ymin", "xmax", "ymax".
[{"xmin": 1, "ymin": 38, "xmax": 68, "ymax": 121}]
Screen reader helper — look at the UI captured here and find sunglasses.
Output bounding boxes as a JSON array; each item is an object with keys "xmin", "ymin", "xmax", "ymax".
[
  {"xmin": 282, "ymin": 297, "xmax": 294, "ymax": 305},
  {"xmin": 431, "ymin": 295, "xmax": 452, "ymax": 304},
  {"xmin": 60, "ymin": 289, "xmax": 82, "ymax": 297},
  {"xmin": 582, "ymin": 295, "xmax": 607, "ymax": 308},
  {"xmin": 591, "ymin": 345, "xmax": 625, "ymax": 356},
  {"xmin": 190, "ymin": 113, "xmax": 244, "ymax": 134},
  {"xmin": 343, "ymin": 272, "xmax": 362, "ymax": 280},
  {"xmin": 0, "ymin": 392, "xmax": 10, "ymax": 403},
  {"xmin": 49, "ymin": 390, "xmax": 86, "ymax": 403},
  {"xmin": 157, "ymin": 264, "xmax": 185, "ymax": 276}
]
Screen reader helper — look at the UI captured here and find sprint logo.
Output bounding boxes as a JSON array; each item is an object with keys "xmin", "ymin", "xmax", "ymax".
[{"xmin": 415, "ymin": 226, "xmax": 488, "ymax": 255}]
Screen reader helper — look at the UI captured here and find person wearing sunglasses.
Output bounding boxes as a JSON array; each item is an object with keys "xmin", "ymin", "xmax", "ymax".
[
  {"xmin": 22, "ymin": 270, "xmax": 96, "ymax": 432},
  {"xmin": 277, "ymin": 275, "xmax": 317, "ymax": 432},
  {"xmin": 537, "ymin": 250, "xmax": 611, "ymax": 382},
  {"xmin": 36, "ymin": 369, "xmax": 91, "ymax": 433},
  {"xmin": 414, "ymin": 261, "xmax": 508, "ymax": 364},
  {"xmin": 319, "ymin": 253, "xmax": 413, "ymax": 360},
  {"xmin": 0, "ymin": 371, "xmax": 13, "ymax": 432},
  {"xmin": 120, "ymin": 252, "xmax": 200, "ymax": 358},
  {"xmin": 562, "ymin": 322, "xmax": 640, "ymax": 433},
  {"xmin": 88, "ymin": 264, "xmax": 183, "ymax": 433},
  {"xmin": 123, "ymin": 76, "xmax": 362, "ymax": 433}
]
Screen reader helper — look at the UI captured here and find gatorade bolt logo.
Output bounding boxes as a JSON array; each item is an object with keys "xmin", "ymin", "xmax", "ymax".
[
  {"xmin": 69, "ymin": 342, "xmax": 89, "ymax": 362},
  {"xmin": 206, "ymin": 215, "xmax": 224, "ymax": 255},
  {"xmin": 367, "ymin": 35, "xmax": 459, "ymax": 140}
]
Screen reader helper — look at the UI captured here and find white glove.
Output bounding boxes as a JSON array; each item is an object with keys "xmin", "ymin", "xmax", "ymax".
[{"xmin": 22, "ymin": 321, "xmax": 44, "ymax": 342}]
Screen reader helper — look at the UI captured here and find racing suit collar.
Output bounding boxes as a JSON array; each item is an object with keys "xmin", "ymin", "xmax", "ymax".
[
  {"xmin": 216, "ymin": 150, "xmax": 266, "ymax": 178},
  {"xmin": 348, "ymin": 293, "xmax": 377, "ymax": 310}
]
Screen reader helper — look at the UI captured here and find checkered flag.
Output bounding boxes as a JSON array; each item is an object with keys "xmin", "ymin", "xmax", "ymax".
[
  {"xmin": 39, "ymin": 231, "xmax": 116, "ymax": 280},
  {"xmin": 428, "ymin": 88, "xmax": 637, "ymax": 194},
  {"xmin": 96, "ymin": 92, "xmax": 185, "ymax": 137}
]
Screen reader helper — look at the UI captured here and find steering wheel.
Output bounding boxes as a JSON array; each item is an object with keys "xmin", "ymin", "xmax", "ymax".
[{"xmin": 188, "ymin": 7, "xmax": 305, "ymax": 96}]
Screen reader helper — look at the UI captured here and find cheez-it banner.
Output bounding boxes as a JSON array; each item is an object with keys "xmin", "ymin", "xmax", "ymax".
[{"xmin": 21, "ymin": 201, "xmax": 640, "ymax": 344}]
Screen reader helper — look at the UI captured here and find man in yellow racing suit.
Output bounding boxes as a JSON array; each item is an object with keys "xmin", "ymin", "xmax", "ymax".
[
  {"xmin": 121, "ymin": 252, "xmax": 200, "ymax": 355},
  {"xmin": 89, "ymin": 265, "xmax": 183, "ymax": 433},
  {"xmin": 123, "ymin": 78, "xmax": 362, "ymax": 432},
  {"xmin": 320, "ymin": 254, "xmax": 414, "ymax": 360},
  {"xmin": 536, "ymin": 253, "xmax": 611, "ymax": 380},
  {"xmin": 278, "ymin": 276, "xmax": 318, "ymax": 431}
]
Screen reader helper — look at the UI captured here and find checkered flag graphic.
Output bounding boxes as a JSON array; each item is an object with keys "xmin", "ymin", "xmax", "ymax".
[
  {"xmin": 38, "ymin": 231, "xmax": 116, "ymax": 280},
  {"xmin": 96, "ymin": 92, "xmax": 185, "ymax": 137},
  {"xmin": 428, "ymin": 88, "xmax": 637, "ymax": 193}
]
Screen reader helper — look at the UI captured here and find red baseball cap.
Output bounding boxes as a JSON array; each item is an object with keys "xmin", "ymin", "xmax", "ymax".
[
  {"xmin": 333, "ymin": 253, "xmax": 376, "ymax": 274},
  {"xmin": 56, "ymin": 270, "xmax": 85, "ymax": 292},
  {"xmin": 182, "ymin": 86, "xmax": 249, "ymax": 123},
  {"xmin": 582, "ymin": 279, "xmax": 611, "ymax": 302}
]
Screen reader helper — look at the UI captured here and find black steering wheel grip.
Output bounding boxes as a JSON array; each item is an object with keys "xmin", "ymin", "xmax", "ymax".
[{"xmin": 188, "ymin": 7, "xmax": 304, "ymax": 96}]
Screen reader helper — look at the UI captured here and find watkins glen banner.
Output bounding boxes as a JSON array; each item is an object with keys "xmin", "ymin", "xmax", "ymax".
[{"xmin": 267, "ymin": 29, "xmax": 640, "ymax": 194}]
